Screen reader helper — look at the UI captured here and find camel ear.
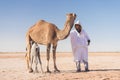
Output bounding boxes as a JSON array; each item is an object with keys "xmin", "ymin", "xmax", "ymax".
[{"xmin": 73, "ymin": 13, "xmax": 76, "ymax": 17}]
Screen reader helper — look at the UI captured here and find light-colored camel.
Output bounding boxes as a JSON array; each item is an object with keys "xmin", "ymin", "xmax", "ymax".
[
  {"xmin": 30, "ymin": 42, "xmax": 43, "ymax": 73},
  {"xmin": 26, "ymin": 13, "xmax": 76, "ymax": 73}
]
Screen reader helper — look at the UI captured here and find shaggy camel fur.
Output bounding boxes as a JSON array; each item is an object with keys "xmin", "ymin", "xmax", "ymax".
[{"xmin": 26, "ymin": 13, "xmax": 76, "ymax": 72}]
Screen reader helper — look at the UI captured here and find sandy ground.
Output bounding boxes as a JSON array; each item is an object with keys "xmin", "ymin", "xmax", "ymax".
[{"xmin": 0, "ymin": 52, "xmax": 120, "ymax": 80}]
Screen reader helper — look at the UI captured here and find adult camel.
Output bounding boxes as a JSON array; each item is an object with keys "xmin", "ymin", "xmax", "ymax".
[{"xmin": 26, "ymin": 13, "xmax": 76, "ymax": 73}]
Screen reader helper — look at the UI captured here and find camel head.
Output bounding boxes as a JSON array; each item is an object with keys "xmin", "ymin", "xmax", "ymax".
[
  {"xmin": 66, "ymin": 13, "xmax": 76, "ymax": 27},
  {"xmin": 65, "ymin": 13, "xmax": 76, "ymax": 34},
  {"xmin": 66, "ymin": 13, "xmax": 76, "ymax": 20}
]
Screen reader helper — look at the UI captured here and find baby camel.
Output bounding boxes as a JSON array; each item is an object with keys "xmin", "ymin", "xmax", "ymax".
[{"xmin": 30, "ymin": 42, "xmax": 43, "ymax": 73}]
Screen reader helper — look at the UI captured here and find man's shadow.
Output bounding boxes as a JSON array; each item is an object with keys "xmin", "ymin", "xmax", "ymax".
[
  {"xmin": 59, "ymin": 69, "xmax": 120, "ymax": 73},
  {"xmin": 90, "ymin": 69, "xmax": 120, "ymax": 72}
]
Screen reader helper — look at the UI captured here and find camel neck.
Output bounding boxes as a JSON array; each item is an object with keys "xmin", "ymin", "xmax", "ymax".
[{"xmin": 57, "ymin": 20, "xmax": 74, "ymax": 40}]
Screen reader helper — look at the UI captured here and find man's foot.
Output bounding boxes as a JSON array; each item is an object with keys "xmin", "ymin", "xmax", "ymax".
[
  {"xmin": 76, "ymin": 61, "xmax": 81, "ymax": 72},
  {"xmin": 76, "ymin": 69, "xmax": 81, "ymax": 72},
  {"xmin": 85, "ymin": 68, "xmax": 89, "ymax": 72}
]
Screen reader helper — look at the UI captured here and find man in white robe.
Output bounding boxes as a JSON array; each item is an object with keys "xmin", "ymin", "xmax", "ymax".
[{"xmin": 70, "ymin": 20, "xmax": 90, "ymax": 72}]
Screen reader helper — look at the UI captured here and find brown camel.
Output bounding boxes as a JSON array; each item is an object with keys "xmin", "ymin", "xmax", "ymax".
[{"xmin": 26, "ymin": 13, "xmax": 76, "ymax": 73}]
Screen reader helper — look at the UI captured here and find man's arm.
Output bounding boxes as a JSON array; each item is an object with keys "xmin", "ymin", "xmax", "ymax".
[{"xmin": 83, "ymin": 30, "xmax": 90, "ymax": 46}]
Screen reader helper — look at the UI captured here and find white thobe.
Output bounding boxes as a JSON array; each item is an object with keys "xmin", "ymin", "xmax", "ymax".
[{"xmin": 70, "ymin": 29, "xmax": 90, "ymax": 62}]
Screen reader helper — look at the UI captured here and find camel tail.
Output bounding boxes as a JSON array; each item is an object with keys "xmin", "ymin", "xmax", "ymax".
[
  {"xmin": 26, "ymin": 31, "xmax": 31, "ymax": 43},
  {"xmin": 26, "ymin": 31, "xmax": 36, "ymax": 55}
]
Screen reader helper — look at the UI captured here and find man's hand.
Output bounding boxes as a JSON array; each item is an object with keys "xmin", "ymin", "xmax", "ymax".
[{"xmin": 88, "ymin": 40, "xmax": 90, "ymax": 46}]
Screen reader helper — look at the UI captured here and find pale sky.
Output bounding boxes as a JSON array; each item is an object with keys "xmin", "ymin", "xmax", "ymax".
[{"xmin": 0, "ymin": 0, "xmax": 120, "ymax": 52}]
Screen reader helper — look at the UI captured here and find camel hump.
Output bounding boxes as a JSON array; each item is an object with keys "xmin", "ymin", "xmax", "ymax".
[
  {"xmin": 36, "ymin": 20, "xmax": 47, "ymax": 26},
  {"xmin": 36, "ymin": 20, "xmax": 55, "ymax": 26},
  {"xmin": 39, "ymin": 20, "xmax": 45, "ymax": 22},
  {"xmin": 36, "ymin": 20, "xmax": 57, "ymax": 28}
]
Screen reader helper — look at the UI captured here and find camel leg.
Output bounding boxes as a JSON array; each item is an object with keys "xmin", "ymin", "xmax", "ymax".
[
  {"xmin": 34, "ymin": 55, "xmax": 38, "ymax": 73},
  {"xmin": 38, "ymin": 49, "xmax": 43, "ymax": 73},
  {"xmin": 25, "ymin": 52, "xmax": 29, "ymax": 69},
  {"xmin": 26, "ymin": 43, "xmax": 33, "ymax": 73},
  {"xmin": 53, "ymin": 44, "xmax": 60, "ymax": 72},
  {"xmin": 26, "ymin": 35, "xmax": 30, "ymax": 69},
  {"xmin": 26, "ymin": 35, "xmax": 33, "ymax": 72},
  {"xmin": 30, "ymin": 54, "xmax": 34, "ymax": 72},
  {"xmin": 46, "ymin": 44, "xmax": 51, "ymax": 73}
]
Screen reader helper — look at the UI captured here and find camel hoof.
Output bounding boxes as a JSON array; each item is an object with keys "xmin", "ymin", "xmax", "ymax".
[
  {"xmin": 46, "ymin": 70, "xmax": 51, "ymax": 73},
  {"xmin": 41, "ymin": 70, "xmax": 44, "ymax": 74},
  {"xmin": 54, "ymin": 69, "xmax": 60, "ymax": 72},
  {"xmin": 41, "ymin": 71, "xmax": 44, "ymax": 74},
  {"xmin": 29, "ymin": 68, "xmax": 33, "ymax": 73},
  {"xmin": 35, "ymin": 70, "xmax": 39, "ymax": 73}
]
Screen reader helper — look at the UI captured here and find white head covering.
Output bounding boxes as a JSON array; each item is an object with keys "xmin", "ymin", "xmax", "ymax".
[{"xmin": 75, "ymin": 20, "xmax": 80, "ymax": 25}]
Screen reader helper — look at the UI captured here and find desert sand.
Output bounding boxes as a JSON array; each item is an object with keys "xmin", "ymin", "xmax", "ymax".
[{"xmin": 0, "ymin": 52, "xmax": 120, "ymax": 80}]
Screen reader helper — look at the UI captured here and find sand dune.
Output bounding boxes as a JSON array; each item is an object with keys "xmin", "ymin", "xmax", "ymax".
[{"xmin": 0, "ymin": 52, "xmax": 120, "ymax": 80}]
